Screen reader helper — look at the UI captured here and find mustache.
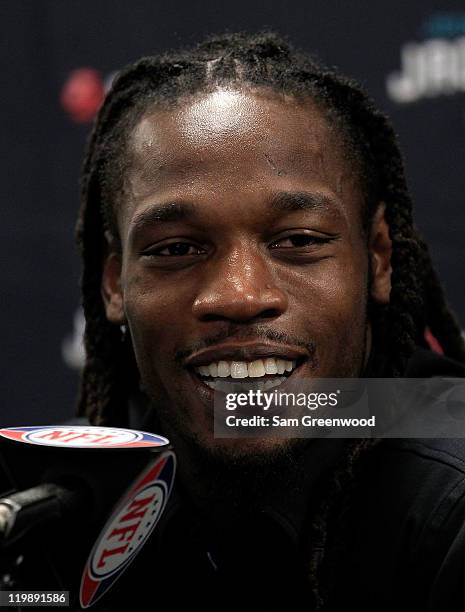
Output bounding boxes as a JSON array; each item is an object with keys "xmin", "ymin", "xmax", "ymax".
[{"xmin": 174, "ymin": 324, "xmax": 316, "ymax": 366}]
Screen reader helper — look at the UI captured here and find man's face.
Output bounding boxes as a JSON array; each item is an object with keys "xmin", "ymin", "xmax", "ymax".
[{"xmin": 102, "ymin": 88, "xmax": 390, "ymax": 456}]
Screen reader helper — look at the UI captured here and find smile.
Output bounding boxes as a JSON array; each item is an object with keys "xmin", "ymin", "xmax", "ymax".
[
  {"xmin": 193, "ymin": 357, "xmax": 300, "ymax": 392},
  {"xmin": 184, "ymin": 341, "xmax": 309, "ymax": 395}
]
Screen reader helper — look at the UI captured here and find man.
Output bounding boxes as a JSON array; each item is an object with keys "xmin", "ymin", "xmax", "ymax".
[{"xmin": 76, "ymin": 32, "xmax": 465, "ymax": 609}]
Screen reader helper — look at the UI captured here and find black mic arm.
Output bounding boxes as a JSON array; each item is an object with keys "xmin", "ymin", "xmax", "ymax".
[{"xmin": 0, "ymin": 481, "xmax": 89, "ymax": 546}]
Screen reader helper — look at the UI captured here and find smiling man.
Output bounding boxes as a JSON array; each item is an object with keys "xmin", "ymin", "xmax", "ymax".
[
  {"xmin": 103, "ymin": 87, "xmax": 384, "ymax": 457},
  {"xmin": 76, "ymin": 32, "xmax": 465, "ymax": 610}
]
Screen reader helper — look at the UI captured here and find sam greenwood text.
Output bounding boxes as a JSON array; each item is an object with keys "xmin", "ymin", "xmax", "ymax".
[{"xmin": 225, "ymin": 415, "xmax": 376, "ymax": 428}]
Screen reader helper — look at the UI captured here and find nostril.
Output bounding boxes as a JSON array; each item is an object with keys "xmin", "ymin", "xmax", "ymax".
[
  {"xmin": 198, "ymin": 311, "xmax": 279, "ymax": 323},
  {"xmin": 260, "ymin": 308, "xmax": 282, "ymax": 319},
  {"xmin": 192, "ymin": 284, "xmax": 288, "ymax": 322},
  {"xmin": 199, "ymin": 313, "xmax": 229, "ymax": 323},
  {"xmin": 198, "ymin": 308, "xmax": 282, "ymax": 323}
]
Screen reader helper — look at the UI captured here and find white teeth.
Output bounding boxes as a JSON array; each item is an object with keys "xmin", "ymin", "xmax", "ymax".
[
  {"xmin": 264, "ymin": 377, "xmax": 287, "ymax": 390},
  {"xmin": 203, "ymin": 376, "xmax": 287, "ymax": 392},
  {"xmin": 264, "ymin": 357, "xmax": 278, "ymax": 375},
  {"xmin": 208, "ymin": 362, "xmax": 218, "ymax": 377},
  {"xmin": 248, "ymin": 359, "xmax": 266, "ymax": 377},
  {"xmin": 230, "ymin": 362, "xmax": 248, "ymax": 378},
  {"xmin": 285, "ymin": 360, "xmax": 295, "ymax": 372},
  {"xmin": 195, "ymin": 357, "xmax": 298, "ymax": 379},
  {"xmin": 217, "ymin": 361, "xmax": 230, "ymax": 377}
]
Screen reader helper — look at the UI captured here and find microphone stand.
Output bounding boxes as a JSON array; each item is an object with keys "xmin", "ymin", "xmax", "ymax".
[{"xmin": 0, "ymin": 426, "xmax": 174, "ymax": 607}]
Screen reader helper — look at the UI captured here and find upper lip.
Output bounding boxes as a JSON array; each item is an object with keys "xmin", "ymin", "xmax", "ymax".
[{"xmin": 183, "ymin": 341, "xmax": 309, "ymax": 368}]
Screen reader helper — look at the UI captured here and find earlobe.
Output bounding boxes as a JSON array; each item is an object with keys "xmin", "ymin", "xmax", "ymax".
[
  {"xmin": 101, "ymin": 253, "xmax": 126, "ymax": 324},
  {"xmin": 369, "ymin": 203, "xmax": 392, "ymax": 305}
]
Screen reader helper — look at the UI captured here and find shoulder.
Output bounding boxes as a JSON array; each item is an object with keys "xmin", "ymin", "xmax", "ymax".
[
  {"xmin": 371, "ymin": 437, "xmax": 465, "ymax": 500},
  {"xmin": 405, "ymin": 346, "xmax": 465, "ymax": 378},
  {"xmin": 366, "ymin": 437, "xmax": 465, "ymax": 552},
  {"xmin": 336, "ymin": 438, "xmax": 465, "ymax": 611}
]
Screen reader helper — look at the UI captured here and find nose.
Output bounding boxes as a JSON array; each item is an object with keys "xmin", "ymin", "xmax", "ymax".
[{"xmin": 192, "ymin": 244, "xmax": 288, "ymax": 322}]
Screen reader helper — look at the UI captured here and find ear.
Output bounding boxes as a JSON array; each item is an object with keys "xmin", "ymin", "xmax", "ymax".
[
  {"xmin": 369, "ymin": 203, "xmax": 392, "ymax": 305},
  {"xmin": 101, "ymin": 252, "xmax": 126, "ymax": 325}
]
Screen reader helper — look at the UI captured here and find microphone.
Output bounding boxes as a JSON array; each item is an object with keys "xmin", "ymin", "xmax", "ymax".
[
  {"xmin": 0, "ymin": 425, "xmax": 176, "ymax": 607},
  {"xmin": 0, "ymin": 481, "xmax": 89, "ymax": 545}
]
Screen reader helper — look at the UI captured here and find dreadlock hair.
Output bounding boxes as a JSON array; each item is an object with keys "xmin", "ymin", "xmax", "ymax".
[
  {"xmin": 76, "ymin": 30, "xmax": 465, "ymax": 424},
  {"xmin": 76, "ymin": 31, "xmax": 465, "ymax": 609}
]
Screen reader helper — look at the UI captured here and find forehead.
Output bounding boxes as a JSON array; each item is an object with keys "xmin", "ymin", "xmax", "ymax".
[{"xmin": 119, "ymin": 88, "xmax": 361, "ymax": 226}]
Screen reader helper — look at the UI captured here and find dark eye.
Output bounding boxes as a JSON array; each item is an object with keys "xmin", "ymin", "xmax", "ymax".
[
  {"xmin": 143, "ymin": 241, "xmax": 206, "ymax": 257},
  {"xmin": 269, "ymin": 233, "xmax": 331, "ymax": 249}
]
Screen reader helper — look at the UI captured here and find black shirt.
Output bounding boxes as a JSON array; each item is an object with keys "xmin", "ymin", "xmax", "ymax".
[
  {"xmin": 82, "ymin": 349, "xmax": 465, "ymax": 611},
  {"xmin": 4, "ymin": 348, "xmax": 465, "ymax": 611}
]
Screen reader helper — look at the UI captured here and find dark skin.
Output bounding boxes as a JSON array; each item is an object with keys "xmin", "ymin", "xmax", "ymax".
[{"xmin": 102, "ymin": 88, "xmax": 391, "ymax": 470}]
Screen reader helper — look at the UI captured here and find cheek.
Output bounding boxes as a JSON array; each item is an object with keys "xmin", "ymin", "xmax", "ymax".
[
  {"xmin": 123, "ymin": 279, "xmax": 193, "ymax": 377},
  {"xmin": 284, "ymin": 254, "xmax": 369, "ymax": 325}
]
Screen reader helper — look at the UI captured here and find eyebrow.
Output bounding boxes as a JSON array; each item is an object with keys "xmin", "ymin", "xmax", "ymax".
[
  {"xmin": 129, "ymin": 190, "xmax": 343, "ymax": 237},
  {"xmin": 268, "ymin": 191, "xmax": 343, "ymax": 218},
  {"xmin": 129, "ymin": 201, "xmax": 196, "ymax": 236}
]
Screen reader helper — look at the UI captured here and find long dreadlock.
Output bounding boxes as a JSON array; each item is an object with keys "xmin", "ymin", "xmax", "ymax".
[{"xmin": 75, "ymin": 31, "xmax": 465, "ymax": 610}]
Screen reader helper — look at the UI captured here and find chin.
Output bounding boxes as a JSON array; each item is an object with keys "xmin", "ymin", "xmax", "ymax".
[{"xmin": 180, "ymin": 427, "xmax": 306, "ymax": 464}]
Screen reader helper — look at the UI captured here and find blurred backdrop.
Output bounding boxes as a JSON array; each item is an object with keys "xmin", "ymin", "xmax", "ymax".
[{"xmin": 1, "ymin": 0, "xmax": 464, "ymax": 425}]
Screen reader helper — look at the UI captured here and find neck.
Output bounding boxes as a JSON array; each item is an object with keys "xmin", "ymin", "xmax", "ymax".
[{"xmin": 163, "ymin": 427, "xmax": 348, "ymax": 536}]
